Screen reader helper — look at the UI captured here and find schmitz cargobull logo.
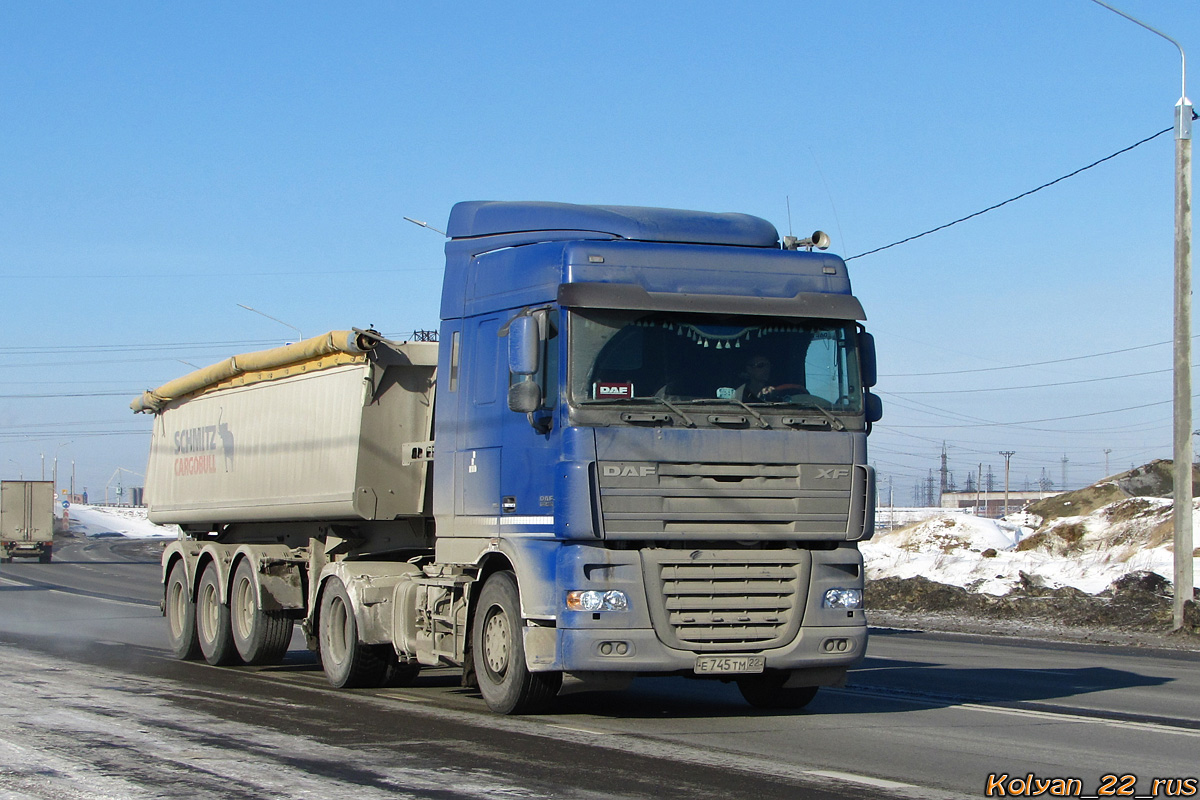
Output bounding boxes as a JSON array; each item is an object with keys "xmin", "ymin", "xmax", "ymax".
[{"xmin": 172, "ymin": 411, "xmax": 235, "ymax": 476}]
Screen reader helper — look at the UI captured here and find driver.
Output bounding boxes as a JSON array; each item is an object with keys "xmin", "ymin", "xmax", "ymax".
[
  {"xmin": 737, "ymin": 356, "xmax": 773, "ymax": 401},
  {"xmin": 737, "ymin": 356, "xmax": 804, "ymax": 401}
]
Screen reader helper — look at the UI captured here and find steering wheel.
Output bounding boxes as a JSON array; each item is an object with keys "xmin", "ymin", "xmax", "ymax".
[{"xmin": 757, "ymin": 383, "xmax": 806, "ymax": 401}]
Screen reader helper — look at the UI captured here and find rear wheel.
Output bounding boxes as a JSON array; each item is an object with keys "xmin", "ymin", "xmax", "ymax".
[
  {"xmin": 736, "ymin": 671, "xmax": 819, "ymax": 710},
  {"xmin": 196, "ymin": 562, "xmax": 241, "ymax": 666},
  {"xmin": 472, "ymin": 571, "xmax": 560, "ymax": 714},
  {"xmin": 319, "ymin": 577, "xmax": 389, "ymax": 688},
  {"xmin": 165, "ymin": 560, "xmax": 202, "ymax": 660},
  {"xmin": 38, "ymin": 548, "xmax": 52, "ymax": 564},
  {"xmin": 230, "ymin": 559, "xmax": 293, "ymax": 666}
]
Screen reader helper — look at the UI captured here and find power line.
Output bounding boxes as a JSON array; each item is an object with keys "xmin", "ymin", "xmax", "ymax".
[
  {"xmin": 886, "ymin": 365, "xmax": 1179, "ymax": 395},
  {"xmin": 888, "ymin": 396, "xmax": 1178, "ymax": 429},
  {"xmin": 882, "ymin": 337, "xmax": 1179, "ymax": 378},
  {"xmin": 0, "ymin": 339, "xmax": 279, "ymax": 355},
  {"xmin": 846, "ymin": 123, "xmax": 1180, "ymax": 261}
]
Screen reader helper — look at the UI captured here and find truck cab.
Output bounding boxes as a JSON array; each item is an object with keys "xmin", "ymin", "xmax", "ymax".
[{"xmin": 433, "ymin": 201, "xmax": 881, "ymax": 711}]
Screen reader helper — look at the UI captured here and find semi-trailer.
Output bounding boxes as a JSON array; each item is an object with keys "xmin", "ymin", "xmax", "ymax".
[{"xmin": 133, "ymin": 201, "xmax": 882, "ymax": 713}]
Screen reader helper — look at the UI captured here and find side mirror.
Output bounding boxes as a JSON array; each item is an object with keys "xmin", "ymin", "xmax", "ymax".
[
  {"xmin": 865, "ymin": 392, "xmax": 883, "ymax": 424},
  {"xmin": 508, "ymin": 315, "xmax": 540, "ymax": 376},
  {"xmin": 858, "ymin": 331, "xmax": 877, "ymax": 389},
  {"xmin": 508, "ymin": 379, "xmax": 542, "ymax": 414}
]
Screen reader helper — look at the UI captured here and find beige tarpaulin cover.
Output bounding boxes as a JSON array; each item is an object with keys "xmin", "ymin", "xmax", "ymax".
[{"xmin": 131, "ymin": 330, "xmax": 374, "ymax": 414}]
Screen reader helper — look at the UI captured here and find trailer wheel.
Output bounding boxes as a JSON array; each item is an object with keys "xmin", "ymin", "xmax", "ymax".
[
  {"xmin": 38, "ymin": 549, "xmax": 52, "ymax": 564},
  {"xmin": 318, "ymin": 577, "xmax": 389, "ymax": 688},
  {"xmin": 196, "ymin": 562, "xmax": 241, "ymax": 666},
  {"xmin": 230, "ymin": 559, "xmax": 294, "ymax": 666},
  {"xmin": 165, "ymin": 560, "xmax": 202, "ymax": 660},
  {"xmin": 472, "ymin": 571, "xmax": 561, "ymax": 714},
  {"xmin": 736, "ymin": 671, "xmax": 819, "ymax": 710}
]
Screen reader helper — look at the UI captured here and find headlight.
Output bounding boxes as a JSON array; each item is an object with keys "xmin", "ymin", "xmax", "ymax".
[
  {"xmin": 822, "ymin": 587, "xmax": 863, "ymax": 610},
  {"xmin": 566, "ymin": 589, "xmax": 630, "ymax": 612}
]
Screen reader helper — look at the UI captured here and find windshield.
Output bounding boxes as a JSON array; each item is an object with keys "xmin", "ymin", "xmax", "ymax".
[{"xmin": 569, "ymin": 309, "xmax": 863, "ymax": 412}]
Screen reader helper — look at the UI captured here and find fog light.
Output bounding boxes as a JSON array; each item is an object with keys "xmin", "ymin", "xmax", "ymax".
[
  {"xmin": 822, "ymin": 588, "xmax": 863, "ymax": 610},
  {"xmin": 566, "ymin": 589, "xmax": 630, "ymax": 612}
]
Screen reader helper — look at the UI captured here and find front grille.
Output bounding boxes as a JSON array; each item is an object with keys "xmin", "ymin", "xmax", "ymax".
[
  {"xmin": 596, "ymin": 461, "xmax": 860, "ymax": 541},
  {"xmin": 643, "ymin": 550, "xmax": 809, "ymax": 651}
]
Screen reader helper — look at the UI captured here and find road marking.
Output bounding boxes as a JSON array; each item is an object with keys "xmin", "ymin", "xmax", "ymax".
[
  {"xmin": 546, "ymin": 724, "xmax": 613, "ymax": 736},
  {"xmin": 836, "ymin": 686, "xmax": 1200, "ymax": 738},
  {"xmin": 804, "ymin": 769, "xmax": 919, "ymax": 791},
  {"xmin": 957, "ymin": 702, "xmax": 1200, "ymax": 737},
  {"xmin": 375, "ymin": 690, "xmax": 432, "ymax": 702}
]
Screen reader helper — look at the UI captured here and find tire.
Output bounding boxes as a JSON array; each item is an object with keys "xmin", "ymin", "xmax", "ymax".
[
  {"xmin": 38, "ymin": 551, "xmax": 52, "ymax": 564},
  {"xmin": 472, "ymin": 571, "xmax": 561, "ymax": 714},
  {"xmin": 165, "ymin": 560, "xmax": 202, "ymax": 660},
  {"xmin": 318, "ymin": 577, "xmax": 389, "ymax": 688},
  {"xmin": 736, "ymin": 671, "xmax": 819, "ymax": 710},
  {"xmin": 230, "ymin": 559, "xmax": 294, "ymax": 666},
  {"xmin": 196, "ymin": 562, "xmax": 241, "ymax": 666}
]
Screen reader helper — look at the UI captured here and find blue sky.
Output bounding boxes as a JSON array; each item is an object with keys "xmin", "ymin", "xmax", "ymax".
[{"xmin": 1, "ymin": 1, "xmax": 1197, "ymax": 500}]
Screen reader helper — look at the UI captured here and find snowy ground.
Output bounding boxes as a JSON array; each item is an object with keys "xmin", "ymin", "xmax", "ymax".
[
  {"xmin": 863, "ymin": 498, "xmax": 1200, "ymax": 596},
  {"xmin": 59, "ymin": 504, "xmax": 178, "ymax": 539}
]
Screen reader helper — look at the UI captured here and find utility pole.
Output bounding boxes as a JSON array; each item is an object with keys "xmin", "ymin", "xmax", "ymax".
[
  {"xmin": 1104, "ymin": 448, "xmax": 1112, "ymax": 477},
  {"xmin": 940, "ymin": 442, "xmax": 949, "ymax": 499},
  {"xmin": 1000, "ymin": 451, "xmax": 1015, "ymax": 518},
  {"xmin": 976, "ymin": 463, "xmax": 983, "ymax": 515},
  {"xmin": 1089, "ymin": 0, "xmax": 1194, "ymax": 638},
  {"xmin": 1061, "ymin": 455, "xmax": 1069, "ymax": 493}
]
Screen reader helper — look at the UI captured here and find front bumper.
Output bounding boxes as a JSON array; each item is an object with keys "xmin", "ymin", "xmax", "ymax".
[{"xmin": 529, "ymin": 618, "xmax": 866, "ymax": 675}]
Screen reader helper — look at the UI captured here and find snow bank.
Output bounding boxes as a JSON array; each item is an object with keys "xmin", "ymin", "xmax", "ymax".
[
  {"xmin": 864, "ymin": 499, "xmax": 1200, "ymax": 595},
  {"xmin": 62, "ymin": 505, "xmax": 178, "ymax": 539}
]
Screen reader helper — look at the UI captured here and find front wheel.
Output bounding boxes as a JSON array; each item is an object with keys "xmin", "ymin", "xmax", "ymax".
[
  {"xmin": 736, "ymin": 671, "xmax": 819, "ymax": 710},
  {"xmin": 318, "ymin": 577, "xmax": 390, "ymax": 688},
  {"xmin": 472, "ymin": 571, "xmax": 561, "ymax": 714},
  {"xmin": 230, "ymin": 559, "xmax": 294, "ymax": 666}
]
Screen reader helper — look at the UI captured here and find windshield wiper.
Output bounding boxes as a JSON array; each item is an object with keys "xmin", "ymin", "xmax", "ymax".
[
  {"xmin": 765, "ymin": 400, "xmax": 845, "ymax": 431},
  {"xmin": 593, "ymin": 395, "xmax": 698, "ymax": 427},
  {"xmin": 645, "ymin": 396, "xmax": 697, "ymax": 428},
  {"xmin": 683, "ymin": 398, "xmax": 770, "ymax": 429}
]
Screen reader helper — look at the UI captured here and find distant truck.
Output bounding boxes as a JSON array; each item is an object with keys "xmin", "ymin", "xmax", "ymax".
[
  {"xmin": 0, "ymin": 480, "xmax": 55, "ymax": 563},
  {"xmin": 133, "ymin": 201, "xmax": 882, "ymax": 714}
]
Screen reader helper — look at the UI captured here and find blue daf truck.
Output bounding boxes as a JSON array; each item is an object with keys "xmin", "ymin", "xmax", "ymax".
[{"xmin": 137, "ymin": 200, "xmax": 881, "ymax": 714}]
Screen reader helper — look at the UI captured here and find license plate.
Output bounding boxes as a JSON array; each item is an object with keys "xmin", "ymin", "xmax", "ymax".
[{"xmin": 694, "ymin": 655, "xmax": 765, "ymax": 674}]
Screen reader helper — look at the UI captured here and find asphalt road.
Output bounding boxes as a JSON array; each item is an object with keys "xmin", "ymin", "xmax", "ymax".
[{"xmin": 0, "ymin": 534, "xmax": 1197, "ymax": 799}]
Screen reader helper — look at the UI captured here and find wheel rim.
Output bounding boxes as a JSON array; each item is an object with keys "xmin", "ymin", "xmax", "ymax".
[
  {"xmin": 232, "ymin": 575, "xmax": 254, "ymax": 639},
  {"xmin": 199, "ymin": 581, "xmax": 218, "ymax": 644},
  {"xmin": 326, "ymin": 596, "xmax": 350, "ymax": 666},
  {"xmin": 167, "ymin": 578, "xmax": 186, "ymax": 638},
  {"xmin": 482, "ymin": 605, "xmax": 510, "ymax": 678}
]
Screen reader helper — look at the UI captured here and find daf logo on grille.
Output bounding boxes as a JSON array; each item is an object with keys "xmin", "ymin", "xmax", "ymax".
[
  {"xmin": 602, "ymin": 464, "xmax": 657, "ymax": 477},
  {"xmin": 815, "ymin": 468, "xmax": 851, "ymax": 480}
]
